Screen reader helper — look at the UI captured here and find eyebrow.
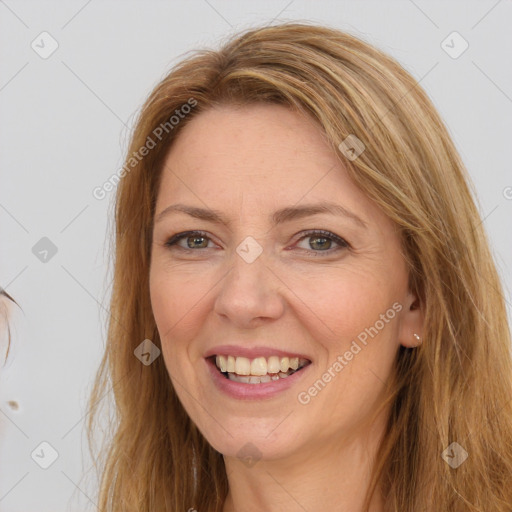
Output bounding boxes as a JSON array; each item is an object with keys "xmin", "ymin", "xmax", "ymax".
[{"xmin": 155, "ymin": 202, "xmax": 368, "ymax": 229}]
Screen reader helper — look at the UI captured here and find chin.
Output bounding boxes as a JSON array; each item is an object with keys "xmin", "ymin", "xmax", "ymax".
[{"xmin": 194, "ymin": 415, "xmax": 307, "ymax": 463}]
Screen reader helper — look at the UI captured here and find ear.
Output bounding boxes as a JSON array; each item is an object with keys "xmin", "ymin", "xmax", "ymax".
[{"xmin": 398, "ymin": 290, "xmax": 424, "ymax": 348}]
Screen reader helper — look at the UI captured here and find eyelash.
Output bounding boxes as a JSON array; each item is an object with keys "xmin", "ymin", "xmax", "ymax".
[{"xmin": 164, "ymin": 229, "xmax": 350, "ymax": 256}]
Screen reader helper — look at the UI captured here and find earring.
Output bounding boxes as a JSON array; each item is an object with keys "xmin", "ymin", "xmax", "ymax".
[{"xmin": 413, "ymin": 333, "xmax": 422, "ymax": 345}]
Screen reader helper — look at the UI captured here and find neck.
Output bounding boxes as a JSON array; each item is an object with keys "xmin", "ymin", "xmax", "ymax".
[{"xmin": 222, "ymin": 414, "xmax": 387, "ymax": 512}]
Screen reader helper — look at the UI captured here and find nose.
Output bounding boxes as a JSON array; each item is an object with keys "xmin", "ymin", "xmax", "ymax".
[{"xmin": 213, "ymin": 248, "xmax": 285, "ymax": 329}]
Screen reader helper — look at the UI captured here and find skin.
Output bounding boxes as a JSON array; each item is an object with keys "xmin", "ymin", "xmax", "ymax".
[{"xmin": 150, "ymin": 104, "xmax": 423, "ymax": 512}]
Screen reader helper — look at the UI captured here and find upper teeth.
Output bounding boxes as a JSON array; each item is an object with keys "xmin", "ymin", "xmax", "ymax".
[{"xmin": 215, "ymin": 355, "xmax": 308, "ymax": 375}]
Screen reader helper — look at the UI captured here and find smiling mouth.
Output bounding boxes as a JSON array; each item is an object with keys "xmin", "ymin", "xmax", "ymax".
[{"xmin": 210, "ymin": 354, "xmax": 311, "ymax": 384}]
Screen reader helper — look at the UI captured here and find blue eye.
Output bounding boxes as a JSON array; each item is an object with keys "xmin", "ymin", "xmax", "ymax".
[{"xmin": 164, "ymin": 229, "xmax": 350, "ymax": 255}]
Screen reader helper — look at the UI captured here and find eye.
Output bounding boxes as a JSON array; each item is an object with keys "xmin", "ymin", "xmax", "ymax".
[
  {"xmin": 164, "ymin": 231, "xmax": 216, "ymax": 251},
  {"xmin": 164, "ymin": 229, "xmax": 350, "ymax": 256},
  {"xmin": 293, "ymin": 230, "xmax": 350, "ymax": 255}
]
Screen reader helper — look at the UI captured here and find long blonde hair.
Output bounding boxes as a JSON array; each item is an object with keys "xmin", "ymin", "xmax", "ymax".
[{"xmin": 88, "ymin": 22, "xmax": 512, "ymax": 511}]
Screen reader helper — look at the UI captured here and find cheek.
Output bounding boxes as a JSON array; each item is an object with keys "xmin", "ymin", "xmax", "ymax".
[
  {"xmin": 149, "ymin": 263, "xmax": 212, "ymax": 334},
  {"xmin": 149, "ymin": 269, "xmax": 209, "ymax": 417},
  {"xmin": 149, "ymin": 265, "xmax": 212, "ymax": 379},
  {"xmin": 295, "ymin": 269, "xmax": 401, "ymax": 401},
  {"xmin": 289, "ymin": 265, "xmax": 398, "ymax": 343},
  {"xmin": 307, "ymin": 271, "xmax": 400, "ymax": 366},
  {"xmin": 290, "ymin": 267, "xmax": 401, "ymax": 403}
]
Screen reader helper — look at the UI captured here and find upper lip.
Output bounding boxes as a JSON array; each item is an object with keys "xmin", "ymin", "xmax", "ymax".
[{"xmin": 204, "ymin": 344, "xmax": 312, "ymax": 361}]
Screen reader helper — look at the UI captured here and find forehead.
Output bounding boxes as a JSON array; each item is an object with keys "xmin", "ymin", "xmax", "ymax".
[
  {"xmin": 156, "ymin": 104, "xmax": 377, "ymax": 222},
  {"xmin": 162, "ymin": 103, "xmax": 332, "ymax": 172}
]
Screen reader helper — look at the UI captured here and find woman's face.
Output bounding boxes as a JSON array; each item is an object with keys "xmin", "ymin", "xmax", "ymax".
[{"xmin": 150, "ymin": 104, "xmax": 421, "ymax": 461}]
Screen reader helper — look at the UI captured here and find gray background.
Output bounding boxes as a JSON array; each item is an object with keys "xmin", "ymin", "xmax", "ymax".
[{"xmin": 1, "ymin": 1, "xmax": 511, "ymax": 510}]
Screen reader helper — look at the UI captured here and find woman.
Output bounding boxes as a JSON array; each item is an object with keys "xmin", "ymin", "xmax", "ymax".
[{"xmin": 88, "ymin": 22, "xmax": 512, "ymax": 511}]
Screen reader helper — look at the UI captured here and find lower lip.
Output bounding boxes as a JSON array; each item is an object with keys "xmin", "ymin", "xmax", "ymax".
[{"xmin": 205, "ymin": 357, "xmax": 311, "ymax": 400}]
